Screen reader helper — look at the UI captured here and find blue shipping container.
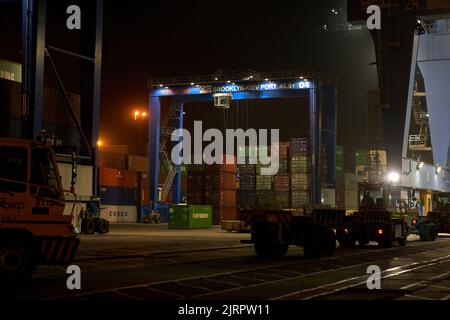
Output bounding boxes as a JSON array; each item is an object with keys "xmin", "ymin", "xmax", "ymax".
[{"xmin": 100, "ymin": 186, "xmax": 137, "ymax": 205}]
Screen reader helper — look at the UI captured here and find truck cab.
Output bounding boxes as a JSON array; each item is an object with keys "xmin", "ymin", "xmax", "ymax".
[{"xmin": 0, "ymin": 138, "xmax": 79, "ymax": 281}]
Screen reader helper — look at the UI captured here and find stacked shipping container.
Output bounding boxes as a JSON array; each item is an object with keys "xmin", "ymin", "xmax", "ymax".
[
  {"xmin": 99, "ymin": 167, "xmax": 139, "ymax": 223},
  {"xmin": 289, "ymin": 138, "xmax": 311, "ymax": 208},
  {"xmin": 186, "ymin": 157, "xmax": 237, "ymax": 225},
  {"xmin": 237, "ymin": 139, "xmax": 312, "ymax": 210}
]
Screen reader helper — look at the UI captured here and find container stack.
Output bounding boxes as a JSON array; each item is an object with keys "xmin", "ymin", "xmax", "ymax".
[
  {"xmin": 99, "ymin": 167, "xmax": 139, "ymax": 223},
  {"xmin": 186, "ymin": 157, "xmax": 237, "ymax": 225},
  {"xmin": 289, "ymin": 138, "xmax": 311, "ymax": 208}
]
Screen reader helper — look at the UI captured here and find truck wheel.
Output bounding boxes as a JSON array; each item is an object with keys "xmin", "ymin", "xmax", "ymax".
[
  {"xmin": 420, "ymin": 224, "xmax": 436, "ymax": 242},
  {"xmin": 95, "ymin": 218, "xmax": 110, "ymax": 234},
  {"xmin": 254, "ymin": 242, "xmax": 288, "ymax": 258},
  {"xmin": 81, "ymin": 218, "xmax": 96, "ymax": 235},
  {"xmin": 338, "ymin": 236, "xmax": 356, "ymax": 248},
  {"xmin": 378, "ymin": 238, "xmax": 393, "ymax": 248},
  {"xmin": 304, "ymin": 228, "xmax": 336, "ymax": 258},
  {"xmin": 398, "ymin": 236, "xmax": 407, "ymax": 246},
  {"xmin": 0, "ymin": 241, "xmax": 36, "ymax": 282}
]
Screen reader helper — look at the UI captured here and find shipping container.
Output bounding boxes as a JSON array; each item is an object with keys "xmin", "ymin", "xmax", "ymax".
[
  {"xmin": 277, "ymin": 158, "xmax": 289, "ymax": 173},
  {"xmin": 256, "ymin": 191, "xmax": 290, "ymax": 210},
  {"xmin": 355, "ymin": 150, "xmax": 368, "ymax": 166},
  {"xmin": 238, "ymin": 190, "xmax": 258, "ymax": 210},
  {"xmin": 237, "ymin": 145, "xmax": 268, "ymax": 158},
  {"xmin": 213, "ymin": 206, "xmax": 237, "ymax": 224},
  {"xmin": 0, "ymin": 59, "xmax": 22, "ymax": 83},
  {"xmin": 321, "ymin": 188, "xmax": 336, "ymax": 207},
  {"xmin": 187, "ymin": 171, "xmax": 205, "ymax": 191},
  {"xmin": 99, "ymin": 167, "xmax": 138, "ymax": 188},
  {"xmin": 238, "ymin": 173, "xmax": 256, "ymax": 190},
  {"xmin": 291, "ymin": 190, "xmax": 310, "ymax": 208},
  {"xmin": 205, "ymin": 154, "xmax": 237, "ymax": 173},
  {"xmin": 204, "ymin": 190, "xmax": 236, "ymax": 207},
  {"xmin": 128, "ymin": 155, "xmax": 149, "ymax": 172},
  {"xmin": 101, "ymin": 205, "xmax": 138, "ymax": 223},
  {"xmin": 290, "ymin": 137, "xmax": 309, "ymax": 154},
  {"xmin": 345, "ymin": 190, "xmax": 358, "ymax": 210},
  {"xmin": 58, "ymin": 163, "xmax": 93, "ymax": 197},
  {"xmin": 168, "ymin": 205, "xmax": 212, "ymax": 229},
  {"xmin": 99, "ymin": 186, "xmax": 137, "ymax": 206},
  {"xmin": 188, "ymin": 164, "xmax": 206, "ymax": 172},
  {"xmin": 273, "ymin": 173, "xmax": 291, "ymax": 191},
  {"xmin": 98, "ymin": 151, "xmax": 128, "ymax": 170},
  {"xmin": 256, "ymin": 175, "xmax": 273, "ymax": 190},
  {"xmin": 272, "ymin": 142, "xmax": 290, "ymax": 158},
  {"xmin": 291, "ymin": 173, "xmax": 310, "ymax": 191},
  {"xmin": 238, "ymin": 164, "xmax": 256, "ymax": 175},
  {"xmin": 187, "ymin": 191, "xmax": 204, "ymax": 205},
  {"xmin": 204, "ymin": 171, "xmax": 237, "ymax": 190},
  {"xmin": 290, "ymin": 154, "xmax": 310, "ymax": 173}
]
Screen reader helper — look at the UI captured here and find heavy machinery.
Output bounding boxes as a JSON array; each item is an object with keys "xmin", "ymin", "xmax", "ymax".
[
  {"xmin": 0, "ymin": 138, "xmax": 79, "ymax": 280},
  {"xmin": 63, "ymin": 151, "xmax": 109, "ymax": 235},
  {"xmin": 336, "ymin": 182, "xmax": 409, "ymax": 248},
  {"xmin": 427, "ymin": 192, "xmax": 450, "ymax": 234},
  {"xmin": 241, "ymin": 206, "xmax": 346, "ymax": 258}
]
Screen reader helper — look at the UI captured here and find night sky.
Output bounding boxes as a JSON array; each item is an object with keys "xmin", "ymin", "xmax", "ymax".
[{"xmin": 0, "ymin": 0, "xmax": 378, "ymax": 170}]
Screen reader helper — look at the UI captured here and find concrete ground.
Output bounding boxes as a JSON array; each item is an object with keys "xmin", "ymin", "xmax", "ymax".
[
  {"xmin": 1, "ymin": 224, "xmax": 450, "ymax": 301},
  {"xmin": 76, "ymin": 224, "xmax": 251, "ymax": 259}
]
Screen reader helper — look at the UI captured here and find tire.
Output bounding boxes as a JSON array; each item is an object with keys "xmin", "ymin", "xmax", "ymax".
[
  {"xmin": 81, "ymin": 218, "xmax": 96, "ymax": 235},
  {"xmin": 378, "ymin": 239, "xmax": 393, "ymax": 248},
  {"xmin": 254, "ymin": 242, "xmax": 289, "ymax": 258},
  {"xmin": 0, "ymin": 240, "xmax": 37, "ymax": 282},
  {"xmin": 95, "ymin": 218, "xmax": 110, "ymax": 234},
  {"xmin": 398, "ymin": 236, "xmax": 407, "ymax": 246},
  {"xmin": 304, "ymin": 228, "xmax": 336, "ymax": 258},
  {"xmin": 338, "ymin": 235, "xmax": 356, "ymax": 248},
  {"xmin": 419, "ymin": 224, "xmax": 436, "ymax": 242}
]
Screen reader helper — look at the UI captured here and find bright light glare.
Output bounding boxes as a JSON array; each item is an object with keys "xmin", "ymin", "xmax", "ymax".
[{"xmin": 388, "ymin": 172, "xmax": 400, "ymax": 183}]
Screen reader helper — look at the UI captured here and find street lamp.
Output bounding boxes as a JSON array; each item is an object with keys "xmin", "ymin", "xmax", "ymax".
[{"xmin": 388, "ymin": 172, "xmax": 400, "ymax": 183}]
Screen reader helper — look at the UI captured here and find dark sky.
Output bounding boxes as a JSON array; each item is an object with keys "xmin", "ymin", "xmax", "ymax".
[{"xmin": 0, "ymin": 0, "xmax": 378, "ymax": 170}]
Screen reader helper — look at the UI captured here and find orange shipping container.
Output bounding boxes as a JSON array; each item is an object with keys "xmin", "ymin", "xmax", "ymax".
[{"xmin": 99, "ymin": 167, "xmax": 138, "ymax": 188}]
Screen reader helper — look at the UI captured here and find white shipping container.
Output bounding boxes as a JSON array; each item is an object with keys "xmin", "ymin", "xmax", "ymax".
[
  {"xmin": 321, "ymin": 188, "xmax": 336, "ymax": 207},
  {"xmin": 57, "ymin": 163, "xmax": 93, "ymax": 197},
  {"xmin": 101, "ymin": 205, "xmax": 137, "ymax": 223},
  {"xmin": 345, "ymin": 190, "xmax": 358, "ymax": 210}
]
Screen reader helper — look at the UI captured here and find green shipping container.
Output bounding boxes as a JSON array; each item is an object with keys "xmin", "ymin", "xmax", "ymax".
[
  {"xmin": 355, "ymin": 151, "xmax": 367, "ymax": 166},
  {"xmin": 168, "ymin": 204, "xmax": 212, "ymax": 229}
]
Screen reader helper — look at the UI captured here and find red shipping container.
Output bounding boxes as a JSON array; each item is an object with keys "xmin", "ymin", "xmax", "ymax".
[
  {"xmin": 204, "ymin": 171, "xmax": 237, "ymax": 190},
  {"xmin": 204, "ymin": 190, "xmax": 236, "ymax": 207},
  {"xmin": 187, "ymin": 172, "xmax": 205, "ymax": 191},
  {"xmin": 212, "ymin": 206, "xmax": 237, "ymax": 225},
  {"xmin": 99, "ymin": 167, "xmax": 137, "ymax": 188},
  {"xmin": 205, "ymin": 154, "xmax": 237, "ymax": 173},
  {"xmin": 274, "ymin": 173, "xmax": 291, "ymax": 191}
]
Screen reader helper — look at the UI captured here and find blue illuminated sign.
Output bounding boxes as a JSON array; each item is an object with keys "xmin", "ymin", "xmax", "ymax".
[
  {"xmin": 150, "ymin": 80, "xmax": 313, "ymax": 97},
  {"xmin": 213, "ymin": 81, "xmax": 312, "ymax": 93}
]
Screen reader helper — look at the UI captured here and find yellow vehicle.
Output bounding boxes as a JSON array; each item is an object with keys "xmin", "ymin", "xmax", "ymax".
[{"xmin": 0, "ymin": 138, "xmax": 79, "ymax": 281}]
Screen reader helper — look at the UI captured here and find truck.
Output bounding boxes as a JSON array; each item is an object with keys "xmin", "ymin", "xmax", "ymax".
[
  {"xmin": 0, "ymin": 138, "xmax": 79, "ymax": 281},
  {"xmin": 241, "ymin": 182, "xmax": 413, "ymax": 258},
  {"xmin": 56, "ymin": 151, "xmax": 109, "ymax": 235},
  {"xmin": 241, "ymin": 206, "xmax": 346, "ymax": 258},
  {"xmin": 427, "ymin": 192, "xmax": 450, "ymax": 235},
  {"xmin": 336, "ymin": 182, "xmax": 409, "ymax": 248}
]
